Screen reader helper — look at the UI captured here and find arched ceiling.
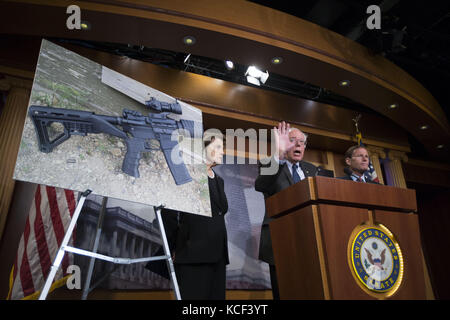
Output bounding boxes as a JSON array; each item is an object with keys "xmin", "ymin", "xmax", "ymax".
[
  {"xmin": 250, "ymin": 0, "xmax": 450, "ymax": 120},
  {"xmin": 0, "ymin": 0, "xmax": 449, "ymax": 162}
]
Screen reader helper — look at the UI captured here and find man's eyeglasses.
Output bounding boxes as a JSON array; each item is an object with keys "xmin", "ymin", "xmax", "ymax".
[
  {"xmin": 352, "ymin": 154, "xmax": 369, "ymax": 159},
  {"xmin": 289, "ymin": 138, "xmax": 307, "ymax": 146}
]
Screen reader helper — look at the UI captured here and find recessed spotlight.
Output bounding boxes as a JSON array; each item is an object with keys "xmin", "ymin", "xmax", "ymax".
[
  {"xmin": 389, "ymin": 103, "xmax": 398, "ymax": 109},
  {"xmin": 271, "ymin": 57, "xmax": 283, "ymax": 65},
  {"xmin": 80, "ymin": 21, "xmax": 91, "ymax": 30},
  {"xmin": 225, "ymin": 60, "xmax": 234, "ymax": 70},
  {"xmin": 437, "ymin": 144, "xmax": 444, "ymax": 149},
  {"xmin": 419, "ymin": 125, "xmax": 429, "ymax": 130},
  {"xmin": 339, "ymin": 80, "xmax": 350, "ymax": 87},
  {"xmin": 183, "ymin": 36, "xmax": 196, "ymax": 45}
]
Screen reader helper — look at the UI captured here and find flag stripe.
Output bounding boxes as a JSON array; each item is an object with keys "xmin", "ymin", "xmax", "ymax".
[
  {"xmin": 44, "ymin": 186, "xmax": 68, "ymax": 277},
  {"xmin": 65, "ymin": 190, "xmax": 77, "ymax": 248},
  {"xmin": 58, "ymin": 190, "xmax": 74, "ymax": 270},
  {"xmin": 66, "ymin": 190, "xmax": 77, "ymax": 267},
  {"xmin": 20, "ymin": 247, "xmax": 35, "ymax": 297},
  {"xmin": 46, "ymin": 186, "xmax": 66, "ymax": 246},
  {"xmin": 19, "ymin": 212, "xmax": 34, "ymax": 297},
  {"xmin": 65, "ymin": 189, "xmax": 76, "ymax": 218},
  {"xmin": 34, "ymin": 186, "xmax": 52, "ymax": 281},
  {"xmin": 26, "ymin": 186, "xmax": 46, "ymax": 294},
  {"xmin": 9, "ymin": 185, "xmax": 77, "ymax": 300},
  {"xmin": 13, "ymin": 189, "xmax": 31, "ymax": 299}
]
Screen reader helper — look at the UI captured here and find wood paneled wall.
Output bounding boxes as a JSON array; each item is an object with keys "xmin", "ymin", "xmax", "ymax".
[{"xmin": 0, "ymin": 79, "xmax": 31, "ymax": 242}]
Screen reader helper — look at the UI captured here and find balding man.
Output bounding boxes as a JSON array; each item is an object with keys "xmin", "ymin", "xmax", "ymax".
[{"xmin": 255, "ymin": 121, "xmax": 318, "ymax": 299}]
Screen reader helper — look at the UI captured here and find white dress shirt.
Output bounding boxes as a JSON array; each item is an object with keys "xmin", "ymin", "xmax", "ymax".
[
  {"xmin": 284, "ymin": 160, "xmax": 306, "ymax": 181},
  {"xmin": 274, "ymin": 155, "xmax": 306, "ymax": 181},
  {"xmin": 350, "ymin": 172, "xmax": 366, "ymax": 182}
]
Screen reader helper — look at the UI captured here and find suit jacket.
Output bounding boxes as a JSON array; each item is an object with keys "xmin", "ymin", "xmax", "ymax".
[
  {"xmin": 155, "ymin": 172, "xmax": 229, "ymax": 266},
  {"xmin": 337, "ymin": 173, "xmax": 380, "ymax": 184},
  {"xmin": 255, "ymin": 158, "xmax": 318, "ymax": 265}
]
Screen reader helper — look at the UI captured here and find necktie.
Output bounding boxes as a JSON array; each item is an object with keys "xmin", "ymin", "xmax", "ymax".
[{"xmin": 292, "ymin": 163, "xmax": 301, "ymax": 183}]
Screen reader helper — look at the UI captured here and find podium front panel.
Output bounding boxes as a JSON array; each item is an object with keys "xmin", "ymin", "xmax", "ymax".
[
  {"xmin": 269, "ymin": 205, "xmax": 324, "ymax": 299},
  {"xmin": 317, "ymin": 204, "xmax": 375, "ymax": 299},
  {"xmin": 372, "ymin": 210, "xmax": 427, "ymax": 299}
]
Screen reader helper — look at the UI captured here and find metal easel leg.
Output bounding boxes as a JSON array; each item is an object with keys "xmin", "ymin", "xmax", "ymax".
[
  {"xmin": 155, "ymin": 206, "xmax": 181, "ymax": 300},
  {"xmin": 39, "ymin": 189, "xmax": 92, "ymax": 300},
  {"xmin": 81, "ymin": 196, "xmax": 108, "ymax": 300}
]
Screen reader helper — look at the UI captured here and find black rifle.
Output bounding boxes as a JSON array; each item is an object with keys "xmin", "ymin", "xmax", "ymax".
[{"xmin": 28, "ymin": 100, "xmax": 202, "ymax": 185}]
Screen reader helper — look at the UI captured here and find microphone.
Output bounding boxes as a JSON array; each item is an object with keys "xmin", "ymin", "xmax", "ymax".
[
  {"xmin": 316, "ymin": 166, "xmax": 323, "ymax": 176},
  {"xmin": 344, "ymin": 167, "xmax": 373, "ymax": 182},
  {"xmin": 363, "ymin": 172, "xmax": 373, "ymax": 182},
  {"xmin": 344, "ymin": 167, "xmax": 353, "ymax": 176},
  {"xmin": 316, "ymin": 166, "xmax": 334, "ymax": 177}
]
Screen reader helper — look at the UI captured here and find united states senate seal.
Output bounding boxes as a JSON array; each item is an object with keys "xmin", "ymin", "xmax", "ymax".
[{"xmin": 348, "ymin": 223, "xmax": 404, "ymax": 299}]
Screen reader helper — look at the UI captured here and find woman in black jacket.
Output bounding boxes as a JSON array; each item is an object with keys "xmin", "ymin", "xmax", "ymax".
[{"xmin": 158, "ymin": 134, "xmax": 229, "ymax": 300}]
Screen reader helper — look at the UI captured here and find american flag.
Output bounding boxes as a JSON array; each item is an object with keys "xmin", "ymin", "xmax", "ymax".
[
  {"xmin": 7, "ymin": 185, "xmax": 77, "ymax": 300},
  {"xmin": 356, "ymin": 131, "xmax": 380, "ymax": 183}
]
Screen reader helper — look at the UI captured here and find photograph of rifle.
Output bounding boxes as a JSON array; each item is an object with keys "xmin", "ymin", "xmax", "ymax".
[
  {"xmin": 29, "ymin": 98, "xmax": 203, "ymax": 185},
  {"xmin": 13, "ymin": 39, "xmax": 212, "ymax": 217}
]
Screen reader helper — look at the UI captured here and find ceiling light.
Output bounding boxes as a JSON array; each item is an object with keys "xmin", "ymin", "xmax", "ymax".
[
  {"xmin": 339, "ymin": 80, "xmax": 350, "ymax": 87},
  {"xmin": 246, "ymin": 76, "xmax": 261, "ymax": 86},
  {"xmin": 419, "ymin": 125, "xmax": 429, "ymax": 130},
  {"xmin": 271, "ymin": 57, "xmax": 283, "ymax": 65},
  {"xmin": 225, "ymin": 60, "xmax": 234, "ymax": 70},
  {"xmin": 437, "ymin": 144, "xmax": 444, "ymax": 149},
  {"xmin": 245, "ymin": 66, "xmax": 269, "ymax": 86},
  {"xmin": 246, "ymin": 66, "xmax": 262, "ymax": 78},
  {"xmin": 389, "ymin": 103, "xmax": 398, "ymax": 109},
  {"xmin": 80, "ymin": 21, "xmax": 91, "ymax": 30},
  {"xmin": 183, "ymin": 36, "xmax": 196, "ymax": 45}
]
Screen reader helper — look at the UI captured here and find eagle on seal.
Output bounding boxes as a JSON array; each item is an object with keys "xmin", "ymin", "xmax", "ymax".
[{"xmin": 364, "ymin": 248, "xmax": 386, "ymax": 270}]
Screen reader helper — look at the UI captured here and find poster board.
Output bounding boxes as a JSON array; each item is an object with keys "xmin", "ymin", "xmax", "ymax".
[{"xmin": 13, "ymin": 39, "xmax": 211, "ymax": 217}]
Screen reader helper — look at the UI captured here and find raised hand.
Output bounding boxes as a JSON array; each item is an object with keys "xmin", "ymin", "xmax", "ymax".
[{"xmin": 274, "ymin": 121, "xmax": 295, "ymax": 160}]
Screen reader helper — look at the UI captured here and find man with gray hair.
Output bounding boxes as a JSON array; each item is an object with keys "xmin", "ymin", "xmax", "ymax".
[{"xmin": 255, "ymin": 121, "xmax": 318, "ymax": 299}]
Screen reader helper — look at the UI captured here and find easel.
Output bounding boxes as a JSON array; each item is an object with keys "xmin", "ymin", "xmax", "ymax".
[{"xmin": 38, "ymin": 190, "xmax": 181, "ymax": 300}]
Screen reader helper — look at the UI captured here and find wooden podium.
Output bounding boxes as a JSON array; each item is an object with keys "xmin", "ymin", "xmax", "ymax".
[{"xmin": 266, "ymin": 176, "xmax": 427, "ymax": 300}]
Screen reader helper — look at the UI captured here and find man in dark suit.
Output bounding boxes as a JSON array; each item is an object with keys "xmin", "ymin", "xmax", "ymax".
[
  {"xmin": 255, "ymin": 121, "xmax": 318, "ymax": 299},
  {"xmin": 338, "ymin": 145, "xmax": 379, "ymax": 184}
]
